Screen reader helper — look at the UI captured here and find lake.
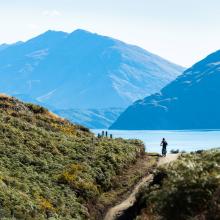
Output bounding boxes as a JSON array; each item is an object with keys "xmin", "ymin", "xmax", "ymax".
[{"xmin": 92, "ymin": 129, "xmax": 220, "ymax": 153}]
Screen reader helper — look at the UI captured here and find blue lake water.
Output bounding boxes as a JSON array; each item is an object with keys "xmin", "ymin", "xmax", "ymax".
[{"xmin": 92, "ymin": 129, "xmax": 220, "ymax": 153}]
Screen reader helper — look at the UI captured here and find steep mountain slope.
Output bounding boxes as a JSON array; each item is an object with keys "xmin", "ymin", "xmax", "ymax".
[
  {"xmin": 0, "ymin": 29, "xmax": 184, "ymax": 110},
  {"xmin": 0, "ymin": 94, "xmax": 146, "ymax": 219},
  {"xmin": 111, "ymin": 50, "xmax": 220, "ymax": 130},
  {"xmin": 55, "ymin": 108, "xmax": 123, "ymax": 129}
]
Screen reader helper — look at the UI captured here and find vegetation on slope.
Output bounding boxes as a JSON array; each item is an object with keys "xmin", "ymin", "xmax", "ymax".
[
  {"xmin": 136, "ymin": 149, "xmax": 220, "ymax": 220},
  {"xmin": 0, "ymin": 94, "xmax": 146, "ymax": 220}
]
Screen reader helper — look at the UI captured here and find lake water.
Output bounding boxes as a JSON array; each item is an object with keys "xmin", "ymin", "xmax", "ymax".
[{"xmin": 92, "ymin": 129, "xmax": 220, "ymax": 153}]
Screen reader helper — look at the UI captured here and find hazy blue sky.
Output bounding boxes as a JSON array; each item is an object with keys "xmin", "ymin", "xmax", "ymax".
[{"xmin": 0, "ymin": 0, "xmax": 220, "ymax": 66}]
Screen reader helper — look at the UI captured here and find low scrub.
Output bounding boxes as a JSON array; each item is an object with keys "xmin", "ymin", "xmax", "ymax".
[
  {"xmin": 0, "ymin": 95, "xmax": 145, "ymax": 219},
  {"xmin": 137, "ymin": 149, "xmax": 220, "ymax": 220}
]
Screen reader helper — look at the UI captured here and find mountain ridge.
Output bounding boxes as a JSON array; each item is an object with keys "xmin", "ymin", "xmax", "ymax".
[
  {"xmin": 110, "ymin": 50, "xmax": 220, "ymax": 130},
  {"xmin": 0, "ymin": 28, "xmax": 185, "ymax": 109}
]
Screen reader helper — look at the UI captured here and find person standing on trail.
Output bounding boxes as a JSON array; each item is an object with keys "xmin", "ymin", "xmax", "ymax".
[{"xmin": 160, "ymin": 138, "xmax": 168, "ymax": 157}]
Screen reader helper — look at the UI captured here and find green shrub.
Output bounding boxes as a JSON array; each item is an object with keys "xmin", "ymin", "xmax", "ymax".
[
  {"xmin": 0, "ymin": 96, "xmax": 144, "ymax": 219},
  {"xmin": 26, "ymin": 103, "xmax": 47, "ymax": 114},
  {"xmin": 139, "ymin": 149, "xmax": 220, "ymax": 220},
  {"xmin": 170, "ymin": 149, "xmax": 179, "ymax": 154}
]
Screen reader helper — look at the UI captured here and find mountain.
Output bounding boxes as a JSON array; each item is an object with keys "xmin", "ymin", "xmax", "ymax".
[
  {"xmin": 55, "ymin": 108, "xmax": 123, "ymax": 129},
  {"xmin": 111, "ymin": 50, "xmax": 220, "ymax": 130},
  {"xmin": 0, "ymin": 29, "xmax": 184, "ymax": 110},
  {"xmin": 0, "ymin": 94, "xmax": 146, "ymax": 219},
  {"xmin": 0, "ymin": 29, "xmax": 185, "ymax": 128},
  {"xmin": 0, "ymin": 41, "xmax": 22, "ymax": 51},
  {"xmin": 0, "ymin": 43, "xmax": 9, "ymax": 51}
]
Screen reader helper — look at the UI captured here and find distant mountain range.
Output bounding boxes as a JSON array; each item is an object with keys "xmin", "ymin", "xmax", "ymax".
[
  {"xmin": 111, "ymin": 50, "xmax": 220, "ymax": 130},
  {"xmin": 55, "ymin": 108, "xmax": 123, "ymax": 129},
  {"xmin": 0, "ymin": 29, "xmax": 184, "ymax": 128}
]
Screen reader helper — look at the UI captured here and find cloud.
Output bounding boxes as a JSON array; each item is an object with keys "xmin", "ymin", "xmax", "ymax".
[{"xmin": 42, "ymin": 10, "xmax": 61, "ymax": 17}]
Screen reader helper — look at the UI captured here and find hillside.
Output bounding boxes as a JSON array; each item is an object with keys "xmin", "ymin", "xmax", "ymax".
[
  {"xmin": 0, "ymin": 94, "xmax": 154, "ymax": 219},
  {"xmin": 0, "ymin": 29, "xmax": 184, "ymax": 128},
  {"xmin": 135, "ymin": 149, "xmax": 220, "ymax": 220},
  {"xmin": 111, "ymin": 50, "xmax": 220, "ymax": 130}
]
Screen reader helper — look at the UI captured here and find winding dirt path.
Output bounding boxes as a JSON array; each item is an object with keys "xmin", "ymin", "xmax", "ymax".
[{"xmin": 104, "ymin": 154, "xmax": 179, "ymax": 220}]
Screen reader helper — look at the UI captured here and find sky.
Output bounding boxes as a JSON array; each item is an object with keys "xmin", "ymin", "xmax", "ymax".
[{"xmin": 0, "ymin": 0, "xmax": 220, "ymax": 67}]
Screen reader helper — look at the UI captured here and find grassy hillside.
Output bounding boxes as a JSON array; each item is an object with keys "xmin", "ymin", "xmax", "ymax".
[
  {"xmin": 136, "ymin": 149, "xmax": 220, "ymax": 220},
  {"xmin": 0, "ymin": 94, "xmax": 147, "ymax": 220}
]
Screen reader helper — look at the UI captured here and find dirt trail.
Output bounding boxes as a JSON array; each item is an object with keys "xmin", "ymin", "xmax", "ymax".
[
  {"xmin": 104, "ymin": 154, "xmax": 179, "ymax": 220},
  {"xmin": 157, "ymin": 153, "xmax": 179, "ymax": 166}
]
